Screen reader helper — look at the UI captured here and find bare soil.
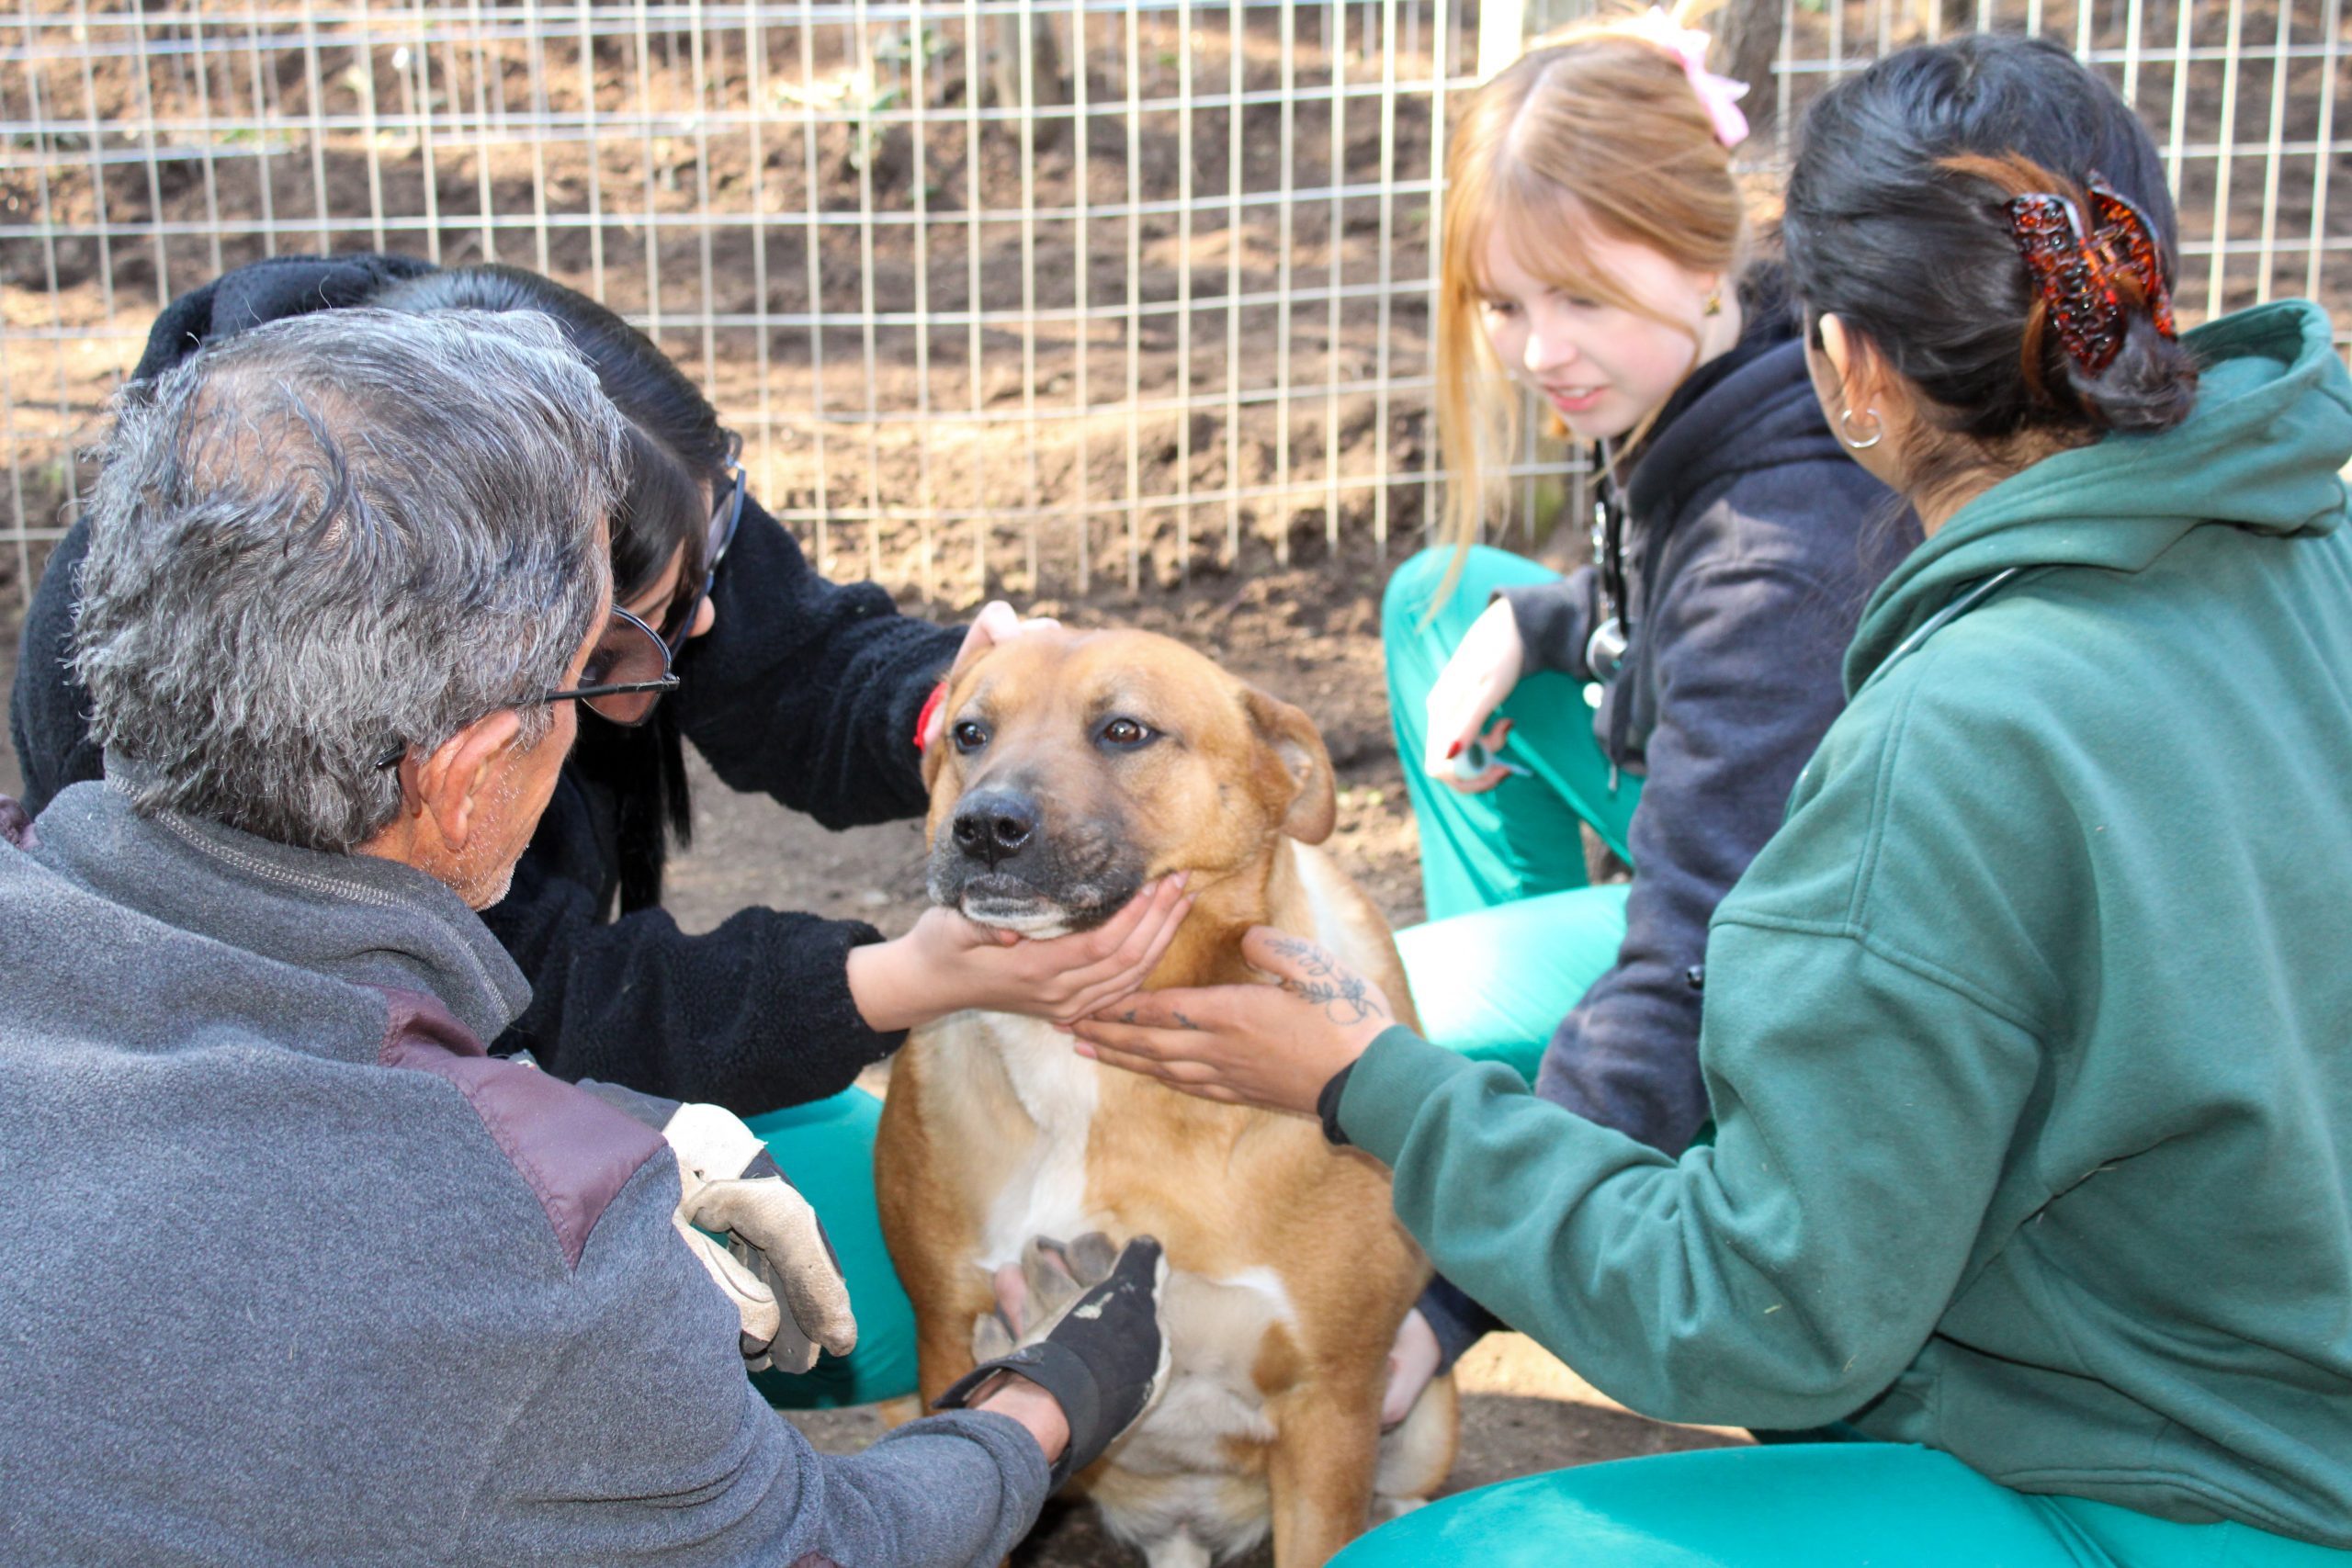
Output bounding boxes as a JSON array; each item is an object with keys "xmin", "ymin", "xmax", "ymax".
[
  {"xmin": 0, "ymin": 558, "xmax": 1740, "ymax": 1568},
  {"xmin": 641, "ymin": 560, "xmax": 1746, "ymax": 1567},
  {"xmin": 3, "ymin": 0, "xmax": 2340, "ymax": 613}
]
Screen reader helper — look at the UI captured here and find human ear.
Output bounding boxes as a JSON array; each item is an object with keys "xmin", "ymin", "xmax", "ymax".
[
  {"xmin": 1820, "ymin": 315, "xmax": 1905, "ymax": 417},
  {"xmin": 1817, "ymin": 312, "xmax": 1858, "ymax": 393},
  {"xmin": 411, "ymin": 709, "xmax": 526, "ymax": 854}
]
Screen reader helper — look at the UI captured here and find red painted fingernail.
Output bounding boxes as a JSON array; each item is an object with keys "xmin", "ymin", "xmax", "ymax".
[{"xmin": 1444, "ymin": 739, "xmax": 1464, "ymax": 760}]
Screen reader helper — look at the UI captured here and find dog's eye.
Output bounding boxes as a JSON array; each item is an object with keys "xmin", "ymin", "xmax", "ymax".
[
  {"xmin": 1097, "ymin": 716, "xmax": 1155, "ymax": 750},
  {"xmin": 952, "ymin": 720, "xmax": 989, "ymax": 753}
]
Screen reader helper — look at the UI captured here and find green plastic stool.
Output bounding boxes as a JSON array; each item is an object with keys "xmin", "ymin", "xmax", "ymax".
[
  {"xmin": 741, "ymin": 1088, "xmax": 920, "ymax": 1409},
  {"xmin": 1332, "ymin": 1443, "xmax": 2351, "ymax": 1568}
]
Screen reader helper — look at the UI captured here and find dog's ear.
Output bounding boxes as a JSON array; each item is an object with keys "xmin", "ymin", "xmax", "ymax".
[{"xmin": 1244, "ymin": 687, "xmax": 1336, "ymax": 845}]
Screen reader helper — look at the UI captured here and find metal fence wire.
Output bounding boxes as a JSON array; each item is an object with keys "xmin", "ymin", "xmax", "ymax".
[{"xmin": 0, "ymin": 0, "xmax": 2344, "ymax": 607}]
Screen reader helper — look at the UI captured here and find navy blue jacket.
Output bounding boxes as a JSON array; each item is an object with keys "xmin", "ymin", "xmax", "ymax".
[{"xmin": 1423, "ymin": 287, "xmax": 1915, "ymax": 1360}]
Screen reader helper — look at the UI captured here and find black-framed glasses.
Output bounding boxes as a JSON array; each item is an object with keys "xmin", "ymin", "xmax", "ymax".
[
  {"xmin": 555, "ymin": 603, "xmax": 682, "ymax": 725},
  {"xmin": 373, "ymin": 604, "xmax": 681, "ymax": 770},
  {"xmin": 662, "ymin": 446, "xmax": 745, "ymax": 656}
]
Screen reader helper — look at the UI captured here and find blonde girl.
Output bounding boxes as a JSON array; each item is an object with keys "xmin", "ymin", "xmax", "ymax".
[{"xmin": 1374, "ymin": 5, "xmax": 1912, "ymax": 1398}]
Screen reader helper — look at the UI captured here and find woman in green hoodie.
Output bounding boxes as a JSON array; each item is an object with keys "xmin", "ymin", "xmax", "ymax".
[{"xmin": 1071, "ymin": 34, "xmax": 2352, "ymax": 1567}]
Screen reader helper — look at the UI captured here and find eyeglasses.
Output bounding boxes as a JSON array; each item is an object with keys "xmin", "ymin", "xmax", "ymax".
[
  {"xmin": 661, "ymin": 447, "xmax": 746, "ymax": 656},
  {"xmin": 555, "ymin": 602, "xmax": 681, "ymax": 725},
  {"xmin": 373, "ymin": 604, "xmax": 681, "ymax": 770}
]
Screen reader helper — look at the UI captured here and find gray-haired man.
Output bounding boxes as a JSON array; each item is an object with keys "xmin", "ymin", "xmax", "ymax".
[{"xmin": 0, "ymin": 309, "xmax": 1163, "ymax": 1565}]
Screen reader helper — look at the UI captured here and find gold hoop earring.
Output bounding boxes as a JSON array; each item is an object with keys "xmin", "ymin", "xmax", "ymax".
[{"xmin": 1838, "ymin": 405, "xmax": 1884, "ymax": 450}]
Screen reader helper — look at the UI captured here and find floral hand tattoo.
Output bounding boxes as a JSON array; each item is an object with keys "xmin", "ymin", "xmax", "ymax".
[{"xmin": 1264, "ymin": 933, "xmax": 1388, "ymax": 1026}]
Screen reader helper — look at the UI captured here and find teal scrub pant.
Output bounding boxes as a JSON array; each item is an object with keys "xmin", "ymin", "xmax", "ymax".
[
  {"xmin": 1332, "ymin": 1443, "xmax": 2352, "ymax": 1568},
  {"xmin": 741, "ymin": 1089, "xmax": 920, "ymax": 1408},
  {"xmin": 1383, "ymin": 546, "xmax": 1642, "ymax": 1083}
]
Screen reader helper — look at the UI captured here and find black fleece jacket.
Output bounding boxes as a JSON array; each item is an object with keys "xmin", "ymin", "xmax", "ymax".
[
  {"xmin": 1418, "ymin": 285, "xmax": 1916, "ymax": 1362},
  {"xmin": 478, "ymin": 491, "xmax": 962, "ymax": 1106},
  {"xmin": 9, "ymin": 253, "xmax": 963, "ymax": 1113}
]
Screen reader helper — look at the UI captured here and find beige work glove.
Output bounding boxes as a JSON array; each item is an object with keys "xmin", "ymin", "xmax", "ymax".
[
  {"xmin": 660, "ymin": 1100, "xmax": 859, "ymax": 1374},
  {"xmin": 548, "ymin": 1061, "xmax": 859, "ymax": 1376}
]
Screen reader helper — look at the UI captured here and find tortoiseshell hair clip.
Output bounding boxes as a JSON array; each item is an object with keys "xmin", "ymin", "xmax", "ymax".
[{"xmin": 2004, "ymin": 175, "xmax": 2177, "ymax": 376}]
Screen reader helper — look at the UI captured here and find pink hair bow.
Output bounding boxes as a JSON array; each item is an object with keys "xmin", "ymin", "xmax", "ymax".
[{"xmin": 1624, "ymin": 6, "xmax": 1751, "ymax": 149}]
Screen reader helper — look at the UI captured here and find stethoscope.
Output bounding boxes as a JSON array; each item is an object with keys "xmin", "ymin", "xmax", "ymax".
[{"xmin": 1584, "ymin": 436, "xmax": 1633, "ymax": 681}]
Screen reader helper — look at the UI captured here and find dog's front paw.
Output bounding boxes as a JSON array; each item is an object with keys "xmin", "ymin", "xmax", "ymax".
[
  {"xmin": 981, "ymin": 1231, "xmax": 1130, "ymax": 1354},
  {"xmin": 972, "ymin": 1306, "xmax": 1017, "ymax": 1362},
  {"xmin": 1057, "ymin": 1232, "xmax": 1119, "ymax": 1287}
]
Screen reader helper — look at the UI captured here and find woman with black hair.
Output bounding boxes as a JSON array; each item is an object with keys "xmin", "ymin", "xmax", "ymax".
[
  {"xmin": 10, "ymin": 256, "xmax": 1190, "ymax": 1407},
  {"xmin": 1071, "ymin": 34, "xmax": 2352, "ymax": 1564}
]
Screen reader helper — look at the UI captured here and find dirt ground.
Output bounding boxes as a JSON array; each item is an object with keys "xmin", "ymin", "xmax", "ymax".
[
  {"xmin": 2, "ymin": 0, "xmax": 2337, "ymax": 614},
  {"xmin": 0, "ymin": 551, "xmax": 1742, "ymax": 1566},
  {"xmin": 612, "ymin": 557, "xmax": 1747, "ymax": 1566}
]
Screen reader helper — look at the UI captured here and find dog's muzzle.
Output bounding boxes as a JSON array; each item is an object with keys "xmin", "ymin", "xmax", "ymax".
[
  {"xmin": 927, "ymin": 784, "xmax": 1141, "ymax": 938},
  {"xmin": 949, "ymin": 788, "xmax": 1038, "ymax": 869}
]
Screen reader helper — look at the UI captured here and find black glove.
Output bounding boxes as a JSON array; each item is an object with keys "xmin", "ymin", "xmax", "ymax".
[{"xmin": 934, "ymin": 1235, "xmax": 1170, "ymax": 1487}]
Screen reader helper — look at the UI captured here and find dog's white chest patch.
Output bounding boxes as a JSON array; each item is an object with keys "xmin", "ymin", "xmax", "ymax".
[
  {"xmin": 950, "ymin": 999, "xmax": 1406, "ymax": 1563},
  {"xmin": 974, "ymin": 1015, "xmax": 1100, "ymax": 1270}
]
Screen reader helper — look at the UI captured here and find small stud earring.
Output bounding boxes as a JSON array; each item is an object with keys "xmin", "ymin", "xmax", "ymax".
[{"xmin": 1702, "ymin": 287, "xmax": 1724, "ymax": 318}]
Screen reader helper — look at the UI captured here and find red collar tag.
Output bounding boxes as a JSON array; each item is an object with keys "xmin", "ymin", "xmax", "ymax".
[{"xmin": 913, "ymin": 679, "xmax": 948, "ymax": 751}]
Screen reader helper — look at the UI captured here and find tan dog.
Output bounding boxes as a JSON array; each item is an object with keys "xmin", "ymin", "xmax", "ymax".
[{"xmin": 875, "ymin": 628, "xmax": 1457, "ymax": 1568}]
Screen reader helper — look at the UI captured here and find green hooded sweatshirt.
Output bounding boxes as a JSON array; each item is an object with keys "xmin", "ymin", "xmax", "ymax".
[{"xmin": 1340, "ymin": 299, "xmax": 2352, "ymax": 1544}]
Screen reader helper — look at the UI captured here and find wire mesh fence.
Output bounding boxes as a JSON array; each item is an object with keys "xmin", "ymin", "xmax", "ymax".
[{"xmin": 0, "ymin": 0, "xmax": 2343, "ymax": 609}]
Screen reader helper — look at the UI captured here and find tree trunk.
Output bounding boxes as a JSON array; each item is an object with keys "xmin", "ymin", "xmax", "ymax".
[{"xmin": 1709, "ymin": 0, "xmax": 1785, "ymax": 144}]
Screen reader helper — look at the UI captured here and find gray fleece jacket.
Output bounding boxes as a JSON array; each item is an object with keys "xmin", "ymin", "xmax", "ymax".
[{"xmin": 0, "ymin": 779, "xmax": 1048, "ymax": 1567}]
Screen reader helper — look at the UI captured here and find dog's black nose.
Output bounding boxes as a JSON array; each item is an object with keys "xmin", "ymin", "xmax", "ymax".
[{"xmin": 951, "ymin": 790, "xmax": 1039, "ymax": 866}]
